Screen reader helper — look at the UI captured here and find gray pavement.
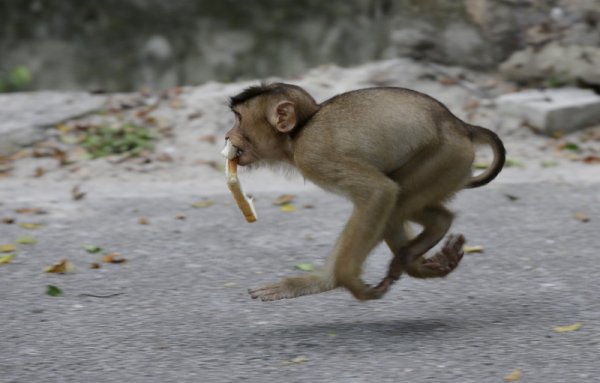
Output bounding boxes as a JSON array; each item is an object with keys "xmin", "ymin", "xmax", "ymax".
[{"xmin": 1, "ymin": 182, "xmax": 599, "ymax": 382}]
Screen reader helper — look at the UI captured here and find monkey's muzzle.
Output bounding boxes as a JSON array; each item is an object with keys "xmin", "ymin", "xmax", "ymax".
[{"xmin": 221, "ymin": 140, "xmax": 257, "ymax": 223}]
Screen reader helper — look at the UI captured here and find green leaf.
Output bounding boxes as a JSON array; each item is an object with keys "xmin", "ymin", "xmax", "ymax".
[
  {"xmin": 0, "ymin": 244, "xmax": 16, "ymax": 253},
  {"xmin": 295, "ymin": 263, "xmax": 314, "ymax": 272},
  {"xmin": 562, "ymin": 142, "xmax": 580, "ymax": 152},
  {"xmin": 280, "ymin": 203, "xmax": 297, "ymax": 212},
  {"xmin": 19, "ymin": 223, "xmax": 43, "ymax": 230},
  {"xmin": 541, "ymin": 160, "xmax": 559, "ymax": 168},
  {"xmin": 83, "ymin": 244, "xmax": 102, "ymax": 253},
  {"xmin": 0, "ymin": 254, "xmax": 15, "ymax": 265},
  {"xmin": 191, "ymin": 200, "xmax": 214, "ymax": 208},
  {"xmin": 46, "ymin": 285, "xmax": 63, "ymax": 297},
  {"xmin": 505, "ymin": 158, "xmax": 524, "ymax": 168},
  {"xmin": 16, "ymin": 236, "xmax": 36, "ymax": 245}
]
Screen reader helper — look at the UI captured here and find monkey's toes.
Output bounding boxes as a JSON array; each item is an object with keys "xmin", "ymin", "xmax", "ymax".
[{"xmin": 248, "ymin": 283, "xmax": 292, "ymax": 302}]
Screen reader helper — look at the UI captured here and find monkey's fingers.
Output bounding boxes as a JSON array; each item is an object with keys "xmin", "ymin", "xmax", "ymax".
[
  {"xmin": 226, "ymin": 159, "xmax": 257, "ymax": 223},
  {"xmin": 419, "ymin": 234, "xmax": 465, "ymax": 277}
]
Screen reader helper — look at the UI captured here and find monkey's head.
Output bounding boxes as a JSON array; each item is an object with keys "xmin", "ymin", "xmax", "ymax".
[{"xmin": 226, "ymin": 83, "xmax": 319, "ymax": 167}]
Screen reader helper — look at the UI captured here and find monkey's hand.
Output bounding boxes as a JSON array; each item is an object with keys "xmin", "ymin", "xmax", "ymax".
[{"xmin": 406, "ymin": 234, "xmax": 465, "ymax": 278}]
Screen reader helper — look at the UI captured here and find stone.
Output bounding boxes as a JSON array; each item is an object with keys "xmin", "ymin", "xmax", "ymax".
[{"xmin": 497, "ymin": 88, "xmax": 600, "ymax": 134}]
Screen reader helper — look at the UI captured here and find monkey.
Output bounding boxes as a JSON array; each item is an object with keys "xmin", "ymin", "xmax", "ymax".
[{"xmin": 225, "ymin": 82, "xmax": 505, "ymax": 301}]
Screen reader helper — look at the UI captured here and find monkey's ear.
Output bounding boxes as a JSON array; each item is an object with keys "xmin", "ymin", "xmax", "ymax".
[{"xmin": 269, "ymin": 101, "xmax": 297, "ymax": 133}]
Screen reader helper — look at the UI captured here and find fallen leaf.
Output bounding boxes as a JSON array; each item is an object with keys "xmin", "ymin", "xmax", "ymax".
[
  {"xmin": 0, "ymin": 244, "xmax": 17, "ymax": 252},
  {"xmin": 504, "ymin": 193, "xmax": 519, "ymax": 201},
  {"xmin": 541, "ymin": 160, "xmax": 559, "ymax": 168},
  {"xmin": 438, "ymin": 76, "xmax": 458, "ymax": 86},
  {"xmin": 2, "ymin": 217, "xmax": 15, "ymax": 224},
  {"xmin": 559, "ymin": 142, "xmax": 580, "ymax": 152},
  {"xmin": 188, "ymin": 110, "xmax": 203, "ymax": 120},
  {"xmin": 90, "ymin": 262, "xmax": 101, "ymax": 269},
  {"xmin": 272, "ymin": 194, "xmax": 296, "ymax": 206},
  {"xmin": 473, "ymin": 162, "xmax": 490, "ymax": 170},
  {"xmin": 295, "ymin": 263, "xmax": 314, "ymax": 272},
  {"xmin": 280, "ymin": 203, "xmax": 296, "ymax": 212},
  {"xmin": 198, "ymin": 135, "xmax": 217, "ymax": 144},
  {"xmin": 290, "ymin": 356, "xmax": 308, "ymax": 364},
  {"xmin": 464, "ymin": 245, "xmax": 484, "ymax": 254},
  {"xmin": 43, "ymin": 258, "xmax": 74, "ymax": 273},
  {"xmin": 0, "ymin": 254, "xmax": 15, "ymax": 265},
  {"xmin": 15, "ymin": 207, "xmax": 47, "ymax": 215},
  {"xmin": 46, "ymin": 285, "xmax": 63, "ymax": 297},
  {"xmin": 175, "ymin": 214, "xmax": 186, "ymax": 220},
  {"xmin": 71, "ymin": 185, "xmax": 86, "ymax": 201},
  {"xmin": 138, "ymin": 217, "xmax": 150, "ymax": 225},
  {"xmin": 156, "ymin": 153, "xmax": 174, "ymax": 162},
  {"xmin": 192, "ymin": 200, "xmax": 214, "ymax": 208},
  {"xmin": 19, "ymin": 223, "xmax": 43, "ymax": 230},
  {"xmin": 84, "ymin": 245, "xmax": 103, "ymax": 253},
  {"xmin": 223, "ymin": 282, "xmax": 238, "ymax": 287},
  {"xmin": 303, "ymin": 204, "xmax": 315, "ymax": 209},
  {"xmin": 574, "ymin": 212, "xmax": 590, "ymax": 223},
  {"xmin": 581, "ymin": 155, "xmax": 600, "ymax": 164},
  {"xmin": 327, "ymin": 332, "xmax": 337, "ymax": 337},
  {"xmin": 34, "ymin": 167, "xmax": 45, "ymax": 177},
  {"xmin": 16, "ymin": 236, "xmax": 37, "ymax": 245},
  {"xmin": 503, "ymin": 368, "xmax": 522, "ymax": 381},
  {"xmin": 102, "ymin": 252, "xmax": 127, "ymax": 264},
  {"xmin": 553, "ymin": 322, "xmax": 583, "ymax": 333},
  {"xmin": 505, "ymin": 158, "xmax": 524, "ymax": 168}
]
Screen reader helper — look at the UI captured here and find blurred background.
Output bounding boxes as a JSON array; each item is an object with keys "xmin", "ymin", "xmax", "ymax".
[{"xmin": 1, "ymin": 0, "xmax": 599, "ymax": 92}]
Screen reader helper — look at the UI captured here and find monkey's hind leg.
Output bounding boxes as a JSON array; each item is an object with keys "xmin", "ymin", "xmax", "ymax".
[{"xmin": 248, "ymin": 274, "xmax": 334, "ymax": 302}]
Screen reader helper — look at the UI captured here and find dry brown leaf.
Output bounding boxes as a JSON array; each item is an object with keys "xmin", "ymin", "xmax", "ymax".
[
  {"xmin": 175, "ymin": 214, "xmax": 186, "ymax": 220},
  {"xmin": 2, "ymin": 217, "xmax": 15, "ymax": 224},
  {"xmin": 439, "ymin": 76, "xmax": 458, "ymax": 86},
  {"xmin": 303, "ymin": 204, "xmax": 315, "ymax": 209},
  {"xmin": 198, "ymin": 135, "xmax": 217, "ymax": 144},
  {"xmin": 15, "ymin": 207, "xmax": 47, "ymax": 215},
  {"xmin": 156, "ymin": 153, "xmax": 174, "ymax": 162},
  {"xmin": 102, "ymin": 252, "xmax": 127, "ymax": 264},
  {"xmin": 574, "ymin": 212, "xmax": 590, "ymax": 223},
  {"xmin": 71, "ymin": 185, "xmax": 86, "ymax": 201},
  {"xmin": 464, "ymin": 245, "xmax": 484, "ymax": 253},
  {"xmin": 43, "ymin": 258, "xmax": 74, "ymax": 273},
  {"xmin": 34, "ymin": 167, "xmax": 46, "ymax": 177},
  {"xmin": 138, "ymin": 217, "xmax": 150, "ymax": 225},
  {"xmin": 188, "ymin": 110, "xmax": 203, "ymax": 120},
  {"xmin": 581, "ymin": 155, "xmax": 600, "ymax": 164},
  {"xmin": 503, "ymin": 369, "xmax": 522, "ymax": 381},
  {"xmin": 272, "ymin": 194, "xmax": 296, "ymax": 206},
  {"xmin": 90, "ymin": 262, "xmax": 101, "ymax": 269}
]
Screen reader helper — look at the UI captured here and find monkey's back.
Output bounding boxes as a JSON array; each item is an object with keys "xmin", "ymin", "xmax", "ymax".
[{"xmin": 296, "ymin": 87, "xmax": 469, "ymax": 174}]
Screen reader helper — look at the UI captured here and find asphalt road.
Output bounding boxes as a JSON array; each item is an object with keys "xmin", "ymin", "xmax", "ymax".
[{"xmin": 1, "ymin": 182, "xmax": 599, "ymax": 382}]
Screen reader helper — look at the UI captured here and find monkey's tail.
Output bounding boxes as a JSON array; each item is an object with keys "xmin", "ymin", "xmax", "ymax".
[{"xmin": 465, "ymin": 125, "xmax": 506, "ymax": 188}]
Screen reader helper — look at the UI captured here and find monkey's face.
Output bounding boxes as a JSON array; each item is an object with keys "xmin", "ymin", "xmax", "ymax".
[{"xmin": 226, "ymin": 104, "xmax": 285, "ymax": 167}]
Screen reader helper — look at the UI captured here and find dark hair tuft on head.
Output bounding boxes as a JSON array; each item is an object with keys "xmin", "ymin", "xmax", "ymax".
[{"xmin": 229, "ymin": 82, "xmax": 288, "ymax": 109}]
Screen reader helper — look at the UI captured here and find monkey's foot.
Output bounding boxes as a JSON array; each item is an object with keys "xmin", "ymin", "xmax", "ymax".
[
  {"xmin": 407, "ymin": 234, "xmax": 465, "ymax": 278},
  {"xmin": 364, "ymin": 277, "xmax": 395, "ymax": 300},
  {"xmin": 249, "ymin": 275, "xmax": 330, "ymax": 301},
  {"xmin": 249, "ymin": 283, "xmax": 296, "ymax": 301}
]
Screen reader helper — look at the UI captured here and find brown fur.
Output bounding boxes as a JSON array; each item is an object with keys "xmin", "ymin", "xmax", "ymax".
[{"xmin": 226, "ymin": 83, "xmax": 505, "ymax": 301}]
